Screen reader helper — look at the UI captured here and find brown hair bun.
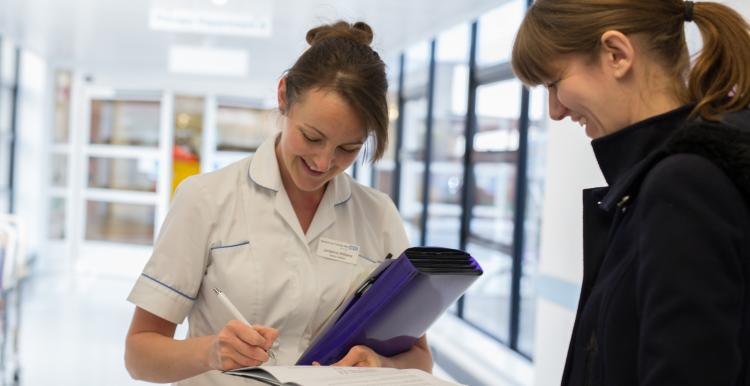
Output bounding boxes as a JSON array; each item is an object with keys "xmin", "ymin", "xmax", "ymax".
[{"xmin": 306, "ymin": 21, "xmax": 374, "ymax": 47}]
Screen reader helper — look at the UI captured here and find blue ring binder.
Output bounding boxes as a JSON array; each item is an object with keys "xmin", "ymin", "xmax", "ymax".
[{"xmin": 296, "ymin": 247, "xmax": 483, "ymax": 365}]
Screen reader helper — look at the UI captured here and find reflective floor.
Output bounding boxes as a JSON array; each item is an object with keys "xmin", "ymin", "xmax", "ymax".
[{"xmin": 18, "ymin": 266, "xmax": 150, "ymax": 386}]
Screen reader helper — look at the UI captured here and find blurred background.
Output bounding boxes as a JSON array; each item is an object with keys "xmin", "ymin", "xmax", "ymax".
[{"xmin": 0, "ymin": 0, "xmax": 747, "ymax": 385}]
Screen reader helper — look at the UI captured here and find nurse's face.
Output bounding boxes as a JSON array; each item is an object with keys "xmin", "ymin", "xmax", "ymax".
[{"xmin": 276, "ymin": 84, "xmax": 366, "ymax": 193}]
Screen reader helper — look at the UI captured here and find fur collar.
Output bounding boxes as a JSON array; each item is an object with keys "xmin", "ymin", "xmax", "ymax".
[{"xmin": 664, "ymin": 111, "xmax": 750, "ymax": 200}]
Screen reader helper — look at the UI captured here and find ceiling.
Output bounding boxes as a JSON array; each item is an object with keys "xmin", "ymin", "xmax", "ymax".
[{"xmin": 0, "ymin": 0, "xmax": 509, "ymax": 100}]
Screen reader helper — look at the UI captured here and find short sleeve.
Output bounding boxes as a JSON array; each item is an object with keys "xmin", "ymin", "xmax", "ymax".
[{"xmin": 127, "ymin": 176, "xmax": 214, "ymax": 324}]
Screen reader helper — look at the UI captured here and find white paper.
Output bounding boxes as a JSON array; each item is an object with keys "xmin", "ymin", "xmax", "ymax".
[{"xmin": 225, "ymin": 366, "xmax": 466, "ymax": 386}]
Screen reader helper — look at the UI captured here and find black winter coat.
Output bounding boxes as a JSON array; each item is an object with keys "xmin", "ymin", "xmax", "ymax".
[{"xmin": 561, "ymin": 105, "xmax": 750, "ymax": 386}]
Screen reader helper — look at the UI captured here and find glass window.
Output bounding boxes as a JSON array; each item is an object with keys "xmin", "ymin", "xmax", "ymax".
[
  {"xmin": 470, "ymin": 80, "xmax": 522, "ymax": 247},
  {"xmin": 403, "ymin": 41, "xmax": 431, "ymax": 92},
  {"xmin": 371, "ymin": 118, "xmax": 396, "ymax": 197},
  {"xmin": 1, "ymin": 38, "xmax": 16, "ymax": 86},
  {"xmin": 216, "ymin": 104, "xmax": 276, "ymax": 152},
  {"xmin": 476, "ymin": 0, "xmax": 526, "ymax": 67},
  {"xmin": 371, "ymin": 55, "xmax": 401, "ymax": 199},
  {"xmin": 0, "ymin": 88, "xmax": 14, "ymax": 133},
  {"xmin": 518, "ymin": 258, "xmax": 537, "ymax": 355},
  {"xmin": 0, "ymin": 136, "xmax": 10, "ymax": 191},
  {"xmin": 397, "ymin": 48, "xmax": 430, "ymax": 240},
  {"xmin": 425, "ymin": 23, "xmax": 470, "ymax": 249},
  {"xmin": 470, "ymin": 162, "xmax": 516, "ymax": 246},
  {"xmin": 463, "ymin": 242, "xmax": 513, "ymax": 342},
  {"xmin": 85, "ymin": 201, "xmax": 155, "ymax": 245},
  {"xmin": 399, "ymin": 97, "xmax": 428, "ymax": 244},
  {"xmin": 88, "ymin": 157, "xmax": 158, "ymax": 192},
  {"xmin": 49, "ymin": 197, "xmax": 66, "ymax": 239},
  {"xmin": 373, "ymin": 163, "xmax": 395, "ymax": 199},
  {"xmin": 90, "ymin": 100, "xmax": 161, "ymax": 146},
  {"xmin": 463, "ymin": 78, "xmax": 523, "ymax": 341},
  {"xmin": 53, "ymin": 70, "xmax": 72, "ymax": 143},
  {"xmin": 51, "ymin": 153, "xmax": 68, "ymax": 188},
  {"xmin": 172, "ymin": 95, "xmax": 204, "ymax": 196},
  {"xmin": 517, "ymin": 87, "xmax": 548, "ymax": 357},
  {"xmin": 0, "ymin": 191, "xmax": 8, "ymax": 214}
]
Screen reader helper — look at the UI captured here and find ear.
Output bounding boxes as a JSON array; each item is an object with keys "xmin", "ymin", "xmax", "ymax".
[
  {"xmin": 277, "ymin": 77, "xmax": 287, "ymax": 115},
  {"xmin": 599, "ymin": 30, "xmax": 635, "ymax": 79}
]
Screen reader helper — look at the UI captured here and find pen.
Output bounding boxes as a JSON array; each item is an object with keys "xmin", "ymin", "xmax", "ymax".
[{"xmin": 212, "ymin": 287, "xmax": 276, "ymax": 360}]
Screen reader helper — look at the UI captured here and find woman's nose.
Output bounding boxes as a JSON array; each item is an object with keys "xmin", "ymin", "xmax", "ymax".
[
  {"xmin": 310, "ymin": 149, "xmax": 334, "ymax": 172},
  {"xmin": 548, "ymin": 88, "xmax": 569, "ymax": 121}
]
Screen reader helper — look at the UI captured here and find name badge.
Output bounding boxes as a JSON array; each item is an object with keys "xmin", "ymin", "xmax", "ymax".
[{"xmin": 317, "ymin": 237, "xmax": 360, "ymax": 264}]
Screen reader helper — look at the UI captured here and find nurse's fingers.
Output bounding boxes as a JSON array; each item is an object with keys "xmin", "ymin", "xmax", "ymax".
[
  {"xmin": 253, "ymin": 325, "xmax": 279, "ymax": 350},
  {"xmin": 225, "ymin": 337, "xmax": 270, "ymax": 365},
  {"xmin": 226, "ymin": 320, "xmax": 266, "ymax": 347},
  {"xmin": 209, "ymin": 336, "xmax": 264, "ymax": 371},
  {"xmin": 214, "ymin": 333, "xmax": 268, "ymax": 365},
  {"xmin": 219, "ymin": 347, "xmax": 267, "ymax": 369}
]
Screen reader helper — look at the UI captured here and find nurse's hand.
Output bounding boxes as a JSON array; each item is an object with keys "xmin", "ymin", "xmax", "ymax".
[
  {"xmin": 330, "ymin": 345, "xmax": 391, "ymax": 368},
  {"xmin": 208, "ymin": 320, "xmax": 278, "ymax": 370}
]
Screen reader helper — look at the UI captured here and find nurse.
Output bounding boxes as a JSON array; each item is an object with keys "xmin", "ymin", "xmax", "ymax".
[{"xmin": 124, "ymin": 21, "xmax": 432, "ymax": 385}]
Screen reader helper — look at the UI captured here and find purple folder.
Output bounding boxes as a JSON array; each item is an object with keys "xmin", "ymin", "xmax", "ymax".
[{"xmin": 296, "ymin": 247, "xmax": 483, "ymax": 365}]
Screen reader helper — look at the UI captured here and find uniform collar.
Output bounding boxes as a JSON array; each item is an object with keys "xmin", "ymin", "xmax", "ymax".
[{"xmin": 248, "ymin": 133, "xmax": 352, "ymax": 206}]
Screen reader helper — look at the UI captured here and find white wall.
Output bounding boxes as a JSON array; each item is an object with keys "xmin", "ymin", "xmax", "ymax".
[
  {"xmin": 533, "ymin": 117, "xmax": 603, "ymax": 386},
  {"xmin": 532, "ymin": 3, "xmax": 750, "ymax": 385}
]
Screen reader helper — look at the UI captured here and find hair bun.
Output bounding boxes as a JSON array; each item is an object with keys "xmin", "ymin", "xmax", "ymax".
[{"xmin": 306, "ymin": 21, "xmax": 374, "ymax": 46}]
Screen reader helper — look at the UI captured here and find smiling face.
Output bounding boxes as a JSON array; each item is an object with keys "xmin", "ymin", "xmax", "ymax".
[
  {"xmin": 276, "ymin": 83, "xmax": 366, "ymax": 195},
  {"xmin": 546, "ymin": 55, "xmax": 631, "ymax": 139},
  {"xmin": 544, "ymin": 31, "xmax": 688, "ymax": 139}
]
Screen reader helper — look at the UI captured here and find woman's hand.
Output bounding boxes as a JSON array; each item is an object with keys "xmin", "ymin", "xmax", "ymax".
[
  {"xmin": 330, "ymin": 345, "xmax": 392, "ymax": 368},
  {"xmin": 314, "ymin": 335, "xmax": 431, "ymax": 372},
  {"xmin": 207, "ymin": 320, "xmax": 278, "ymax": 371}
]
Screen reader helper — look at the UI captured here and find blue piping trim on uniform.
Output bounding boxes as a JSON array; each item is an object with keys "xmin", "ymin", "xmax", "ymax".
[
  {"xmin": 141, "ymin": 273, "xmax": 197, "ymax": 301},
  {"xmin": 335, "ymin": 194, "xmax": 352, "ymax": 206},
  {"xmin": 210, "ymin": 240, "xmax": 250, "ymax": 250}
]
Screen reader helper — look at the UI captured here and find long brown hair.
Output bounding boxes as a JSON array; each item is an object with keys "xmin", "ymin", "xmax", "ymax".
[
  {"xmin": 283, "ymin": 21, "xmax": 389, "ymax": 161},
  {"xmin": 511, "ymin": 0, "xmax": 750, "ymax": 120}
]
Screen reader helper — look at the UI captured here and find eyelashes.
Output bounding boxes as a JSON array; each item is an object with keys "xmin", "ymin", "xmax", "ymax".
[
  {"xmin": 299, "ymin": 128, "xmax": 360, "ymax": 153},
  {"xmin": 301, "ymin": 131, "xmax": 321, "ymax": 143}
]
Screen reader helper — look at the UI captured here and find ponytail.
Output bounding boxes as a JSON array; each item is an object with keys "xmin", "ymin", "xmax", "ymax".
[{"xmin": 689, "ymin": 2, "xmax": 750, "ymax": 120}]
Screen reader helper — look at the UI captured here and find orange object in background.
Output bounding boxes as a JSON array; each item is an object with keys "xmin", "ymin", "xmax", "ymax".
[{"xmin": 171, "ymin": 144, "xmax": 200, "ymax": 197}]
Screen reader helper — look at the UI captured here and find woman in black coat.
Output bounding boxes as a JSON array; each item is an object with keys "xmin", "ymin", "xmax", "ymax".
[{"xmin": 512, "ymin": 1, "xmax": 750, "ymax": 385}]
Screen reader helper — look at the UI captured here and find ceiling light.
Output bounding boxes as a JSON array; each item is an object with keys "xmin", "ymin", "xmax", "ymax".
[{"xmin": 168, "ymin": 45, "xmax": 248, "ymax": 77}]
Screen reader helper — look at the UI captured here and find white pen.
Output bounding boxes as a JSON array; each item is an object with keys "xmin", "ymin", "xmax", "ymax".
[{"xmin": 212, "ymin": 287, "xmax": 276, "ymax": 360}]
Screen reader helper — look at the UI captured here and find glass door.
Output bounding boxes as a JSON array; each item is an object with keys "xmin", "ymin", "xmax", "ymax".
[
  {"xmin": 209, "ymin": 96, "xmax": 277, "ymax": 171},
  {"xmin": 75, "ymin": 89, "xmax": 167, "ymax": 276}
]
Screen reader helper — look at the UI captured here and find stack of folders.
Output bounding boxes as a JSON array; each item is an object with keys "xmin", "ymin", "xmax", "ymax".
[{"xmin": 296, "ymin": 247, "xmax": 483, "ymax": 366}]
